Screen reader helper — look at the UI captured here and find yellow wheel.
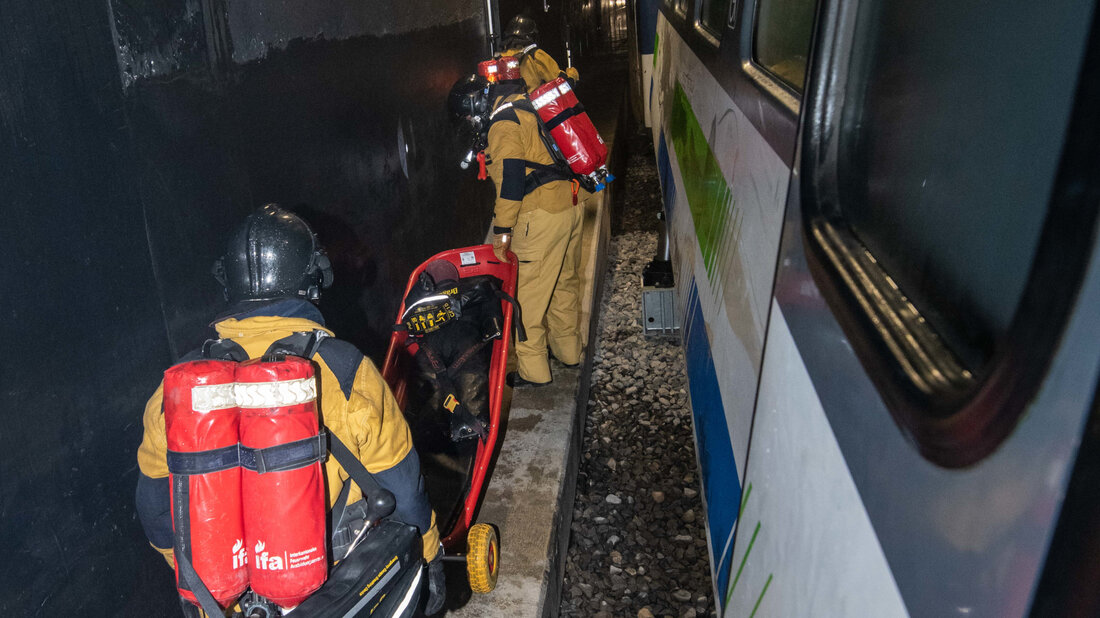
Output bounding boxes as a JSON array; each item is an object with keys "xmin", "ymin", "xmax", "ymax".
[{"xmin": 466, "ymin": 523, "xmax": 499, "ymax": 594}]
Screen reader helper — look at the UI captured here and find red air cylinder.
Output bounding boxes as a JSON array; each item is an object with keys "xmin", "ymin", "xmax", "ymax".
[
  {"xmin": 477, "ymin": 59, "xmax": 500, "ymax": 82},
  {"xmin": 238, "ymin": 356, "xmax": 328, "ymax": 608},
  {"xmin": 164, "ymin": 360, "xmax": 248, "ymax": 609},
  {"xmin": 479, "ymin": 56, "xmax": 521, "ymax": 83},
  {"xmin": 497, "ymin": 56, "xmax": 521, "ymax": 81},
  {"xmin": 529, "ymin": 77, "xmax": 608, "ymax": 177}
]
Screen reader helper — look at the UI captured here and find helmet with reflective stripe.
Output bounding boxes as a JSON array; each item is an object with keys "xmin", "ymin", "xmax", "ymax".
[{"xmin": 213, "ymin": 204, "xmax": 333, "ymax": 303}]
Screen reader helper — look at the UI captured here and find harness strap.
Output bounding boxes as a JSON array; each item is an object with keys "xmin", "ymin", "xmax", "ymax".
[
  {"xmin": 449, "ymin": 339, "xmax": 492, "ymax": 375},
  {"xmin": 326, "ymin": 430, "xmax": 397, "ymax": 525},
  {"xmin": 263, "ymin": 330, "xmax": 328, "ymax": 360},
  {"xmin": 166, "ymin": 444, "xmax": 241, "ymax": 476},
  {"xmin": 543, "ymin": 102, "xmax": 586, "ymax": 132},
  {"xmin": 327, "ymin": 478, "xmax": 355, "ymax": 548},
  {"xmin": 523, "ymin": 162, "xmax": 573, "ymax": 196},
  {"xmin": 240, "ymin": 431, "xmax": 328, "ymax": 474},
  {"xmin": 254, "ymin": 330, "xmax": 397, "ymax": 526},
  {"xmin": 175, "ymin": 549, "xmax": 228, "ymax": 618},
  {"xmin": 420, "ymin": 345, "xmax": 448, "ymax": 375},
  {"xmin": 202, "ymin": 338, "xmax": 248, "ymax": 362},
  {"xmin": 489, "ymin": 100, "xmax": 518, "ymax": 121},
  {"xmin": 488, "ymin": 98, "xmax": 573, "ymax": 193}
]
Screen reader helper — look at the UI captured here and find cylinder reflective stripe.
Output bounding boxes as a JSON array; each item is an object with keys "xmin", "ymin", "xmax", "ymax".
[
  {"xmin": 529, "ymin": 77, "xmax": 608, "ymax": 176},
  {"xmin": 237, "ymin": 357, "xmax": 328, "ymax": 608},
  {"xmin": 164, "ymin": 360, "xmax": 248, "ymax": 609}
]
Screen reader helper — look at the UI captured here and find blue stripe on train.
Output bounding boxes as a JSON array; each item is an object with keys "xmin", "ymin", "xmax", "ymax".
[
  {"xmin": 657, "ymin": 129, "xmax": 676, "ymax": 217},
  {"xmin": 683, "ymin": 281, "xmax": 740, "ymax": 604}
]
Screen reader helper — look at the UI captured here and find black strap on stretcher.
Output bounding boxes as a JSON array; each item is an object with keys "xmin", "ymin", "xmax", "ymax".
[{"xmin": 495, "ymin": 288, "xmax": 527, "ymax": 342}]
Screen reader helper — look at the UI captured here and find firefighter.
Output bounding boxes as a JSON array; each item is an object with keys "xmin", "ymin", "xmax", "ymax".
[
  {"xmin": 135, "ymin": 204, "xmax": 446, "ymax": 615},
  {"xmin": 500, "ymin": 14, "xmax": 579, "ymax": 93},
  {"xmin": 449, "ymin": 75, "xmax": 583, "ymax": 387}
]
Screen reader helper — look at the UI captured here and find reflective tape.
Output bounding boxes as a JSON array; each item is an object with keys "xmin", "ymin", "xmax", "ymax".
[
  {"xmin": 235, "ymin": 378, "xmax": 317, "ymax": 409},
  {"xmin": 191, "ymin": 383, "xmax": 238, "ymax": 413}
]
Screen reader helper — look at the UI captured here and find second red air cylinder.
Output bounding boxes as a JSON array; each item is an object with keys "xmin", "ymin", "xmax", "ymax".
[{"xmin": 237, "ymin": 356, "xmax": 328, "ymax": 608}]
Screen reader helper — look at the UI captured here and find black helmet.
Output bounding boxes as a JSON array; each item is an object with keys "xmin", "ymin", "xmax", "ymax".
[
  {"xmin": 504, "ymin": 14, "xmax": 538, "ymax": 47},
  {"xmin": 213, "ymin": 204, "xmax": 333, "ymax": 303},
  {"xmin": 447, "ymin": 75, "xmax": 491, "ymax": 122}
]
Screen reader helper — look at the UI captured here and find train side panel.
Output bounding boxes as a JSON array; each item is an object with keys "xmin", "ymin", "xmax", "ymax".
[{"xmin": 643, "ymin": 0, "xmax": 1100, "ymax": 615}]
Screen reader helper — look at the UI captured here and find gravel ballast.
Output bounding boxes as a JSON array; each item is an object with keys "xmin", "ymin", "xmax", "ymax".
[{"xmin": 559, "ymin": 128, "xmax": 716, "ymax": 618}]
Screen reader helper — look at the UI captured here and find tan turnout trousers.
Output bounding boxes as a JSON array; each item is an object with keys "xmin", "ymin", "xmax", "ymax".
[
  {"xmin": 511, "ymin": 205, "xmax": 583, "ymax": 382},
  {"xmin": 486, "ymin": 92, "xmax": 583, "ymax": 383}
]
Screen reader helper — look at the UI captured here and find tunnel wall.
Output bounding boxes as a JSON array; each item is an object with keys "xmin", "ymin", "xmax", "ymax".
[{"xmin": 0, "ymin": 0, "xmax": 492, "ymax": 614}]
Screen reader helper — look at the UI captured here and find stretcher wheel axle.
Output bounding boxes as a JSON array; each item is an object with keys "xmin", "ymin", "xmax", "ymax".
[{"xmin": 466, "ymin": 523, "xmax": 499, "ymax": 594}]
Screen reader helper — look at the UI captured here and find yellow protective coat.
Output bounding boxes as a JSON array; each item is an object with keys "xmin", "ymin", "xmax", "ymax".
[
  {"xmin": 485, "ymin": 94, "xmax": 583, "ymax": 382},
  {"xmin": 137, "ymin": 315, "xmax": 440, "ymax": 565},
  {"xmin": 502, "ymin": 45, "xmax": 579, "ymax": 93}
]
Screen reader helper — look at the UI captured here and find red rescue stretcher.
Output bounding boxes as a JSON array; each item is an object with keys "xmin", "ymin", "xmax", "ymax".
[{"xmin": 380, "ymin": 244, "xmax": 517, "ymax": 595}]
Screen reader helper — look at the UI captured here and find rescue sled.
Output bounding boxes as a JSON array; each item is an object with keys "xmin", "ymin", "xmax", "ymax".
[{"xmin": 381, "ymin": 244, "xmax": 517, "ymax": 595}]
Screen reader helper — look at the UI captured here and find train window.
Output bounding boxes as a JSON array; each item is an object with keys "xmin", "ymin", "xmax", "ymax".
[
  {"xmin": 674, "ymin": 0, "xmax": 689, "ymax": 16},
  {"xmin": 799, "ymin": 0, "xmax": 1098, "ymax": 466},
  {"xmin": 699, "ymin": 0, "xmax": 733, "ymax": 37},
  {"xmin": 752, "ymin": 0, "xmax": 816, "ymax": 91}
]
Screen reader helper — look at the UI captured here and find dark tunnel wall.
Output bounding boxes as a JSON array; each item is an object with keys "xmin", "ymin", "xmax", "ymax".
[
  {"xmin": 0, "ymin": 0, "xmax": 492, "ymax": 614},
  {"xmin": 496, "ymin": 0, "xmax": 619, "ymax": 67}
]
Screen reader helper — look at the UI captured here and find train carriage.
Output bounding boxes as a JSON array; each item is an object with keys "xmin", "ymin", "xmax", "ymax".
[{"xmin": 633, "ymin": 0, "xmax": 1100, "ymax": 615}]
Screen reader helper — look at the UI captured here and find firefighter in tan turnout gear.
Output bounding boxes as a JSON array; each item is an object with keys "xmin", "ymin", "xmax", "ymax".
[
  {"xmin": 500, "ymin": 14, "xmax": 579, "ymax": 93},
  {"xmin": 135, "ymin": 204, "xmax": 446, "ymax": 616},
  {"xmin": 448, "ymin": 70, "xmax": 583, "ymax": 387}
]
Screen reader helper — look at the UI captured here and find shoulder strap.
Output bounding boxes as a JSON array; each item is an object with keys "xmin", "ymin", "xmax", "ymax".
[
  {"xmin": 262, "ymin": 330, "xmax": 359, "ymax": 399},
  {"xmin": 175, "ymin": 550, "xmax": 228, "ymax": 618},
  {"xmin": 261, "ymin": 330, "xmax": 327, "ymax": 360},
  {"xmin": 489, "ymin": 97, "xmax": 576, "ymax": 195},
  {"xmin": 201, "ymin": 338, "xmax": 248, "ymax": 362},
  {"xmin": 326, "ymin": 430, "xmax": 396, "ymax": 527},
  {"xmin": 518, "ymin": 43, "xmax": 538, "ymax": 61},
  {"xmin": 259, "ymin": 331, "xmax": 397, "ymax": 528}
]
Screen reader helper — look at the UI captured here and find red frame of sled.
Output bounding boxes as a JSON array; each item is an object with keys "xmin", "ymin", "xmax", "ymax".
[{"xmin": 380, "ymin": 244, "xmax": 516, "ymax": 551}]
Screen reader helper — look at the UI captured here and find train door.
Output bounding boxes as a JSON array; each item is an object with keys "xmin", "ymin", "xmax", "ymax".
[{"xmin": 733, "ymin": 0, "xmax": 1100, "ymax": 614}]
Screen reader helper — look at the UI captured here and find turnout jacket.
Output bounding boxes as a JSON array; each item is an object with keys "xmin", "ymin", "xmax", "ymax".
[
  {"xmin": 486, "ymin": 93, "xmax": 575, "ymax": 229},
  {"xmin": 136, "ymin": 301, "xmax": 440, "ymax": 564},
  {"xmin": 502, "ymin": 45, "xmax": 579, "ymax": 93}
]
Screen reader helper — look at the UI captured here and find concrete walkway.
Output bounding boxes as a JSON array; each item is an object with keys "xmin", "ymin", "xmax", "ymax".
[{"xmin": 447, "ymin": 56, "xmax": 627, "ymax": 618}]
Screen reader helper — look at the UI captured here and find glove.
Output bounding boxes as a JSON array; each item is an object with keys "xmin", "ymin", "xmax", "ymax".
[
  {"xmin": 492, "ymin": 233, "xmax": 512, "ymax": 263},
  {"xmin": 424, "ymin": 552, "xmax": 446, "ymax": 615}
]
